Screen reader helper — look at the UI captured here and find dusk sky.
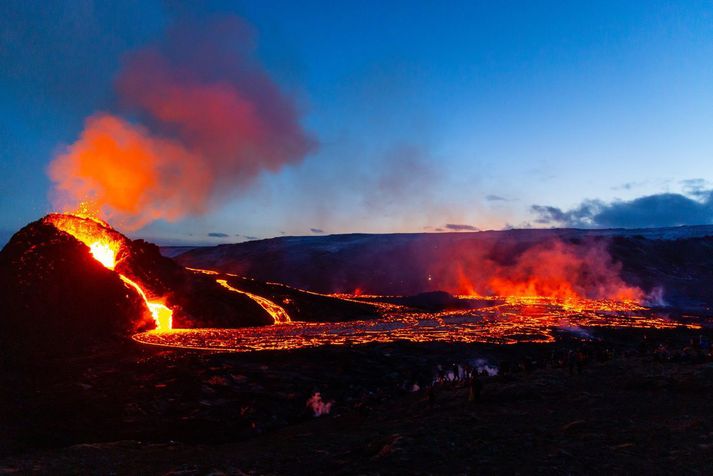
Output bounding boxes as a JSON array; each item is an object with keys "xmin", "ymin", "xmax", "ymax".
[{"xmin": 2, "ymin": 1, "xmax": 713, "ymax": 245}]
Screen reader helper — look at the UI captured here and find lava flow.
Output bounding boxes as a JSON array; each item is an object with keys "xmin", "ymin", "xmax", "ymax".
[
  {"xmin": 134, "ymin": 268, "xmax": 699, "ymax": 353},
  {"xmin": 185, "ymin": 267, "xmax": 291, "ymax": 324},
  {"xmin": 216, "ymin": 279, "xmax": 291, "ymax": 324},
  {"xmin": 133, "ymin": 295, "xmax": 699, "ymax": 352},
  {"xmin": 44, "ymin": 213, "xmax": 173, "ymax": 331}
]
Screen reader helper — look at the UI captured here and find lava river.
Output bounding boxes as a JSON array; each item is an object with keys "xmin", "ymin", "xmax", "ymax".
[{"xmin": 133, "ymin": 269, "xmax": 699, "ymax": 352}]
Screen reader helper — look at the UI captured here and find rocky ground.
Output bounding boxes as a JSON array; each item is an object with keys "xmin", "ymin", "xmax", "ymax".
[{"xmin": 2, "ymin": 328, "xmax": 713, "ymax": 474}]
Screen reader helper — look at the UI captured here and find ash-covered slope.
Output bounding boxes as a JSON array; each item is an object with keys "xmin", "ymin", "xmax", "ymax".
[{"xmin": 174, "ymin": 225, "xmax": 713, "ymax": 308}]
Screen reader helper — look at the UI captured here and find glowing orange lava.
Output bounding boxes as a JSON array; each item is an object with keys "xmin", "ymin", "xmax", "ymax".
[
  {"xmin": 133, "ymin": 294, "xmax": 699, "ymax": 352},
  {"xmin": 216, "ymin": 278, "xmax": 291, "ymax": 324},
  {"xmin": 45, "ymin": 213, "xmax": 173, "ymax": 331},
  {"xmin": 89, "ymin": 241, "xmax": 118, "ymax": 269},
  {"xmin": 136, "ymin": 268, "xmax": 698, "ymax": 353},
  {"xmin": 120, "ymin": 275, "xmax": 173, "ymax": 331}
]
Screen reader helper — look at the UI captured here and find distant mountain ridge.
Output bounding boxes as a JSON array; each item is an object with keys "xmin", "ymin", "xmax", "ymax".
[{"xmin": 172, "ymin": 225, "xmax": 713, "ymax": 308}]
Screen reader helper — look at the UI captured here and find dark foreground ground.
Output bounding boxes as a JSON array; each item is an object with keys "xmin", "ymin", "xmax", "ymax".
[{"xmin": 2, "ymin": 328, "xmax": 713, "ymax": 474}]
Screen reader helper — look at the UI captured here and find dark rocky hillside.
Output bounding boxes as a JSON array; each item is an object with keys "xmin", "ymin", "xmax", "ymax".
[
  {"xmin": 174, "ymin": 225, "xmax": 713, "ymax": 309},
  {"xmin": 0, "ymin": 220, "xmax": 145, "ymax": 360}
]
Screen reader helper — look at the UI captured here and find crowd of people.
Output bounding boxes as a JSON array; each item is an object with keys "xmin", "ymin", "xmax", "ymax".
[
  {"xmin": 417, "ymin": 331, "xmax": 713, "ymax": 407},
  {"xmin": 644, "ymin": 334, "xmax": 713, "ymax": 363}
]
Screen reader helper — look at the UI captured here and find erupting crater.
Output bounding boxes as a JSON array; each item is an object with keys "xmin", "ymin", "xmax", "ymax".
[{"xmin": 44, "ymin": 213, "xmax": 173, "ymax": 331}]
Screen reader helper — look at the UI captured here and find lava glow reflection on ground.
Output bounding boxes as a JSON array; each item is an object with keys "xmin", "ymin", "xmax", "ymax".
[{"xmin": 133, "ymin": 295, "xmax": 699, "ymax": 352}]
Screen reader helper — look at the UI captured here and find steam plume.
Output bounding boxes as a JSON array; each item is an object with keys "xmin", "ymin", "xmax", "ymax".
[{"xmin": 49, "ymin": 17, "xmax": 315, "ymax": 230}]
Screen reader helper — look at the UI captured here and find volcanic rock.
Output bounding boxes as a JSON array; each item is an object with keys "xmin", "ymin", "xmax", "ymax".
[
  {"xmin": 0, "ymin": 219, "xmax": 145, "ymax": 360},
  {"xmin": 42, "ymin": 213, "xmax": 274, "ymax": 329},
  {"xmin": 374, "ymin": 291, "xmax": 472, "ymax": 312},
  {"xmin": 114, "ymin": 236, "xmax": 272, "ymax": 328}
]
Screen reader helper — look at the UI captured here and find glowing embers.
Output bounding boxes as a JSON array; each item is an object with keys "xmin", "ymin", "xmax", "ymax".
[
  {"xmin": 44, "ymin": 213, "xmax": 173, "ymax": 331},
  {"xmin": 133, "ymin": 296, "xmax": 698, "ymax": 352}
]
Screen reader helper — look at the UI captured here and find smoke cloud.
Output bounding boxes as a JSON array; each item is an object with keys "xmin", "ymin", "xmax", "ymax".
[
  {"xmin": 444, "ymin": 224, "xmax": 479, "ymax": 231},
  {"xmin": 48, "ymin": 16, "xmax": 315, "ymax": 230},
  {"xmin": 424, "ymin": 237, "xmax": 642, "ymax": 301}
]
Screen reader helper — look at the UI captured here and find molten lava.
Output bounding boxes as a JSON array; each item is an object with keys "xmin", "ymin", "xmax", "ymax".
[
  {"xmin": 133, "ymin": 292, "xmax": 699, "ymax": 353},
  {"xmin": 44, "ymin": 213, "xmax": 173, "ymax": 331},
  {"xmin": 136, "ymin": 267, "xmax": 699, "ymax": 353},
  {"xmin": 90, "ymin": 242, "xmax": 118, "ymax": 269},
  {"xmin": 120, "ymin": 276, "xmax": 173, "ymax": 331},
  {"xmin": 216, "ymin": 278, "xmax": 291, "ymax": 324}
]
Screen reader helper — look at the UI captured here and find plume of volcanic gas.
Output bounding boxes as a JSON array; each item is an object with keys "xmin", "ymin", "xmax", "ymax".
[
  {"xmin": 426, "ymin": 237, "xmax": 643, "ymax": 302},
  {"xmin": 48, "ymin": 17, "xmax": 315, "ymax": 230}
]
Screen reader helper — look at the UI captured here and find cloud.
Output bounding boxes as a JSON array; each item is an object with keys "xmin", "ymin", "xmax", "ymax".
[
  {"xmin": 681, "ymin": 178, "xmax": 712, "ymax": 198},
  {"xmin": 310, "ymin": 228, "xmax": 325, "ymax": 234},
  {"xmin": 611, "ymin": 181, "xmax": 647, "ymax": 191},
  {"xmin": 485, "ymin": 194, "xmax": 508, "ymax": 202},
  {"xmin": 207, "ymin": 232, "xmax": 229, "ymax": 237},
  {"xmin": 444, "ymin": 223, "xmax": 479, "ymax": 231},
  {"xmin": 532, "ymin": 189, "xmax": 713, "ymax": 228}
]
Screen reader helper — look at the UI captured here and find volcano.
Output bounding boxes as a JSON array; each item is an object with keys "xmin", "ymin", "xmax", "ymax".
[
  {"xmin": 0, "ymin": 214, "xmax": 379, "ymax": 361},
  {"xmin": 0, "ymin": 215, "xmax": 265, "ymax": 359}
]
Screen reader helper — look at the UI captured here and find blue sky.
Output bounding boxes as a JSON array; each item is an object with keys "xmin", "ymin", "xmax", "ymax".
[{"xmin": 2, "ymin": 1, "xmax": 713, "ymax": 244}]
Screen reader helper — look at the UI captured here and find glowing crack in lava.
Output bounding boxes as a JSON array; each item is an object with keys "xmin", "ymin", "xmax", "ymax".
[{"xmin": 44, "ymin": 213, "xmax": 173, "ymax": 331}]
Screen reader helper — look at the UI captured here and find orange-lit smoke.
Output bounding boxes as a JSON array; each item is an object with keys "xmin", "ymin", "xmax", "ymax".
[
  {"xmin": 48, "ymin": 17, "xmax": 315, "ymax": 230},
  {"xmin": 49, "ymin": 114, "xmax": 211, "ymax": 230},
  {"xmin": 431, "ymin": 239, "xmax": 643, "ymax": 302}
]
